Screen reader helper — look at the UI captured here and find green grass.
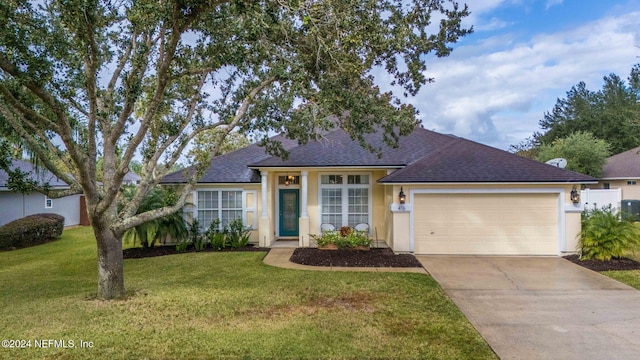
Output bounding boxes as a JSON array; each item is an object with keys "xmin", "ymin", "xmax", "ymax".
[
  {"xmin": 0, "ymin": 227, "xmax": 496, "ymax": 360},
  {"xmin": 602, "ymin": 270, "xmax": 640, "ymax": 290},
  {"xmin": 601, "ymin": 250, "xmax": 640, "ymax": 290}
]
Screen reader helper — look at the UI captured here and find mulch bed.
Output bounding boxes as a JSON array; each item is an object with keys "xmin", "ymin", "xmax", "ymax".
[
  {"xmin": 563, "ymin": 254, "xmax": 640, "ymax": 272},
  {"xmin": 123, "ymin": 245, "xmax": 640, "ymax": 272},
  {"xmin": 123, "ymin": 244, "xmax": 267, "ymax": 259},
  {"xmin": 289, "ymin": 248, "xmax": 423, "ymax": 268}
]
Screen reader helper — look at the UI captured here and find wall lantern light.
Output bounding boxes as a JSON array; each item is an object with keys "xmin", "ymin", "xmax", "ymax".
[
  {"xmin": 399, "ymin": 187, "xmax": 406, "ymax": 204},
  {"xmin": 570, "ymin": 186, "xmax": 580, "ymax": 204}
]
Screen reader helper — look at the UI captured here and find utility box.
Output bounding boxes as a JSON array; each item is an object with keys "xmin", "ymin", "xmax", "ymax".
[{"xmin": 622, "ymin": 200, "xmax": 640, "ymax": 221}]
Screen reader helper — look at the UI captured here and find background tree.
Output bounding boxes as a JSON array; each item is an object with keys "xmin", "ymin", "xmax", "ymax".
[
  {"xmin": 188, "ymin": 129, "xmax": 251, "ymax": 164},
  {"xmin": 536, "ymin": 131, "xmax": 610, "ymax": 177},
  {"xmin": 0, "ymin": 0, "xmax": 471, "ymax": 299},
  {"xmin": 534, "ymin": 68, "xmax": 640, "ymax": 155},
  {"xmin": 509, "ymin": 136, "xmax": 539, "ymax": 160}
]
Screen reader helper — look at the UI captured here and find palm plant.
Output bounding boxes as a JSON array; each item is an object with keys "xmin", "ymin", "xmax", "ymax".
[
  {"xmin": 122, "ymin": 187, "xmax": 188, "ymax": 249},
  {"xmin": 579, "ymin": 207, "xmax": 640, "ymax": 260}
]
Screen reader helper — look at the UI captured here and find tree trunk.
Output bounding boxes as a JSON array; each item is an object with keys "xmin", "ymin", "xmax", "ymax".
[{"xmin": 93, "ymin": 224, "xmax": 125, "ymax": 300}]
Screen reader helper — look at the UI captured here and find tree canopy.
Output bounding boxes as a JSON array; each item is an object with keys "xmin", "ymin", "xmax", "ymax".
[
  {"xmin": 536, "ymin": 131, "xmax": 610, "ymax": 178},
  {"xmin": 0, "ymin": 0, "xmax": 472, "ymax": 299},
  {"xmin": 534, "ymin": 66, "xmax": 640, "ymax": 155}
]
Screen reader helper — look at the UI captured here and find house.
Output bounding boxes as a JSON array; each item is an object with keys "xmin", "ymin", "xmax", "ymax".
[
  {"xmin": 596, "ymin": 146, "xmax": 640, "ymax": 199},
  {"xmin": 161, "ymin": 126, "xmax": 596, "ymax": 255},
  {"xmin": 122, "ymin": 171, "xmax": 142, "ymax": 186},
  {"xmin": 0, "ymin": 160, "xmax": 81, "ymax": 227}
]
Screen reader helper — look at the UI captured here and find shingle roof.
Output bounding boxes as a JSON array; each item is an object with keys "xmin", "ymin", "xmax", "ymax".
[
  {"xmin": 160, "ymin": 135, "xmax": 299, "ymax": 184},
  {"xmin": 0, "ymin": 160, "xmax": 70, "ymax": 189},
  {"xmin": 379, "ymin": 137, "xmax": 595, "ymax": 183},
  {"xmin": 248, "ymin": 127, "xmax": 457, "ymax": 168},
  {"xmin": 160, "ymin": 126, "xmax": 596, "ymax": 184},
  {"xmin": 123, "ymin": 172, "xmax": 141, "ymax": 182},
  {"xmin": 601, "ymin": 146, "xmax": 640, "ymax": 179}
]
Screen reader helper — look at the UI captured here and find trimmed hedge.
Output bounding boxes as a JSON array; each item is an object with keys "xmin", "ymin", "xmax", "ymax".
[{"xmin": 0, "ymin": 213, "xmax": 65, "ymax": 250}]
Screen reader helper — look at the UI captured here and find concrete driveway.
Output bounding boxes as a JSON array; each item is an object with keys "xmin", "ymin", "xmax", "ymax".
[{"xmin": 417, "ymin": 256, "xmax": 640, "ymax": 360}]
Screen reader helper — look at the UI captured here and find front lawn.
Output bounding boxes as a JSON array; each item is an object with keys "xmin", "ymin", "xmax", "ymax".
[{"xmin": 0, "ymin": 227, "xmax": 496, "ymax": 360}]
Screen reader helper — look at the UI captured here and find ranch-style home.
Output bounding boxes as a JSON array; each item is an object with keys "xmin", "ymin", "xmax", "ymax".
[
  {"xmin": 160, "ymin": 126, "xmax": 596, "ymax": 255},
  {"xmin": 0, "ymin": 159, "xmax": 81, "ymax": 227}
]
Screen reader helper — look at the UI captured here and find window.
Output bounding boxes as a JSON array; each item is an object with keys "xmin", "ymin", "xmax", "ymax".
[
  {"xmin": 45, "ymin": 196, "xmax": 53, "ymax": 209},
  {"xmin": 197, "ymin": 190, "xmax": 243, "ymax": 230},
  {"xmin": 278, "ymin": 175, "xmax": 299, "ymax": 185},
  {"xmin": 628, "ymin": 180, "xmax": 637, "ymax": 186},
  {"xmin": 320, "ymin": 173, "xmax": 370, "ymax": 229},
  {"xmin": 603, "ymin": 183, "xmax": 610, "ymax": 189},
  {"xmin": 321, "ymin": 188, "xmax": 342, "ymax": 227}
]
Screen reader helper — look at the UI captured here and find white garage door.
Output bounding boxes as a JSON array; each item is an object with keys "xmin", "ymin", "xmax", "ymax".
[{"xmin": 413, "ymin": 193, "xmax": 559, "ymax": 255}]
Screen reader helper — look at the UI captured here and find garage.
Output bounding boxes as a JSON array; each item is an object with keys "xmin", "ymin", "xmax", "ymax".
[{"xmin": 413, "ymin": 192, "xmax": 559, "ymax": 255}]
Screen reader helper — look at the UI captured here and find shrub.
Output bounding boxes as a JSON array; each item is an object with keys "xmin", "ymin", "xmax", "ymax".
[
  {"xmin": 0, "ymin": 213, "xmax": 64, "ymax": 250},
  {"xmin": 311, "ymin": 227, "xmax": 371, "ymax": 249},
  {"xmin": 202, "ymin": 219, "xmax": 252, "ymax": 251},
  {"xmin": 175, "ymin": 239, "xmax": 189, "ymax": 253},
  {"xmin": 311, "ymin": 231, "xmax": 339, "ymax": 247},
  {"xmin": 226, "ymin": 219, "xmax": 251, "ymax": 249},
  {"xmin": 189, "ymin": 219, "xmax": 209, "ymax": 252},
  {"xmin": 205, "ymin": 219, "xmax": 226, "ymax": 250},
  {"xmin": 578, "ymin": 207, "xmax": 640, "ymax": 261},
  {"xmin": 343, "ymin": 230, "xmax": 372, "ymax": 248}
]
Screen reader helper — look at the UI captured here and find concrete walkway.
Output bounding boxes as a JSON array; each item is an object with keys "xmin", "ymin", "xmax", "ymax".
[
  {"xmin": 263, "ymin": 248, "xmax": 427, "ymax": 274},
  {"xmin": 417, "ymin": 256, "xmax": 640, "ymax": 360}
]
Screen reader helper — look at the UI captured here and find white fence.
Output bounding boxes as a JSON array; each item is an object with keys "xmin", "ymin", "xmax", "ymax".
[{"xmin": 580, "ymin": 188, "xmax": 621, "ymax": 211}]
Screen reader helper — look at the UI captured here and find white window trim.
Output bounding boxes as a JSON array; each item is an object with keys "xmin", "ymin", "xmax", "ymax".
[
  {"xmin": 317, "ymin": 172, "xmax": 372, "ymax": 230},
  {"xmin": 45, "ymin": 195, "xmax": 53, "ymax": 209},
  {"xmin": 193, "ymin": 188, "xmax": 256, "ymax": 230}
]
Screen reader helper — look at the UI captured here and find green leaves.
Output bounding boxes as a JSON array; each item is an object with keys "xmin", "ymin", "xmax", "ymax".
[
  {"xmin": 579, "ymin": 207, "xmax": 640, "ymax": 261},
  {"xmin": 536, "ymin": 131, "xmax": 610, "ymax": 177},
  {"xmin": 535, "ymin": 68, "xmax": 640, "ymax": 155}
]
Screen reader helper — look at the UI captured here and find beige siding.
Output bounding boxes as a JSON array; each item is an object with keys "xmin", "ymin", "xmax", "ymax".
[
  {"xmin": 413, "ymin": 193, "xmax": 558, "ymax": 255},
  {"xmin": 607, "ymin": 180, "xmax": 640, "ymax": 200}
]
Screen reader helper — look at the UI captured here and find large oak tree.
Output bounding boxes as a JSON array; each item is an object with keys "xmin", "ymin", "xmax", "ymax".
[{"xmin": 0, "ymin": 0, "xmax": 471, "ymax": 299}]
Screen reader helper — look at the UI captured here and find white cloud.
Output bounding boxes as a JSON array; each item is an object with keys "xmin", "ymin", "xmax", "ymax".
[
  {"xmin": 412, "ymin": 11, "xmax": 640, "ymax": 150},
  {"xmin": 545, "ymin": 0, "xmax": 564, "ymax": 9},
  {"xmin": 475, "ymin": 17, "xmax": 513, "ymax": 32}
]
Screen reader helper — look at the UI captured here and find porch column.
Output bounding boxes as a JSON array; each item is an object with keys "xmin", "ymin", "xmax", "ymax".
[
  {"xmin": 261, "ymin": 171, "xmax": 269, "ymax": 218},
  {"xmin": 259, "ymin": 171, "xmax": 273, "ymax": 247},
  {"xmin": 300, "ymin": 171, "xmax": 308, "ymax": 217},
  {"xmin": 299, "ymin": 171, "xmax": 310, "ymax": 247}
]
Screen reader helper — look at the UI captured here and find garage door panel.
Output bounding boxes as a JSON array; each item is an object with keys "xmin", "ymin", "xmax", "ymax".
[{"xmin": 414, "ymin": 193, "xmax": 558, "ymax": 255}]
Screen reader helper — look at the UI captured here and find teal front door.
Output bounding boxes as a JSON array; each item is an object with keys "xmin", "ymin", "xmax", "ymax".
[{"xmin": 279, "ymin": 189, "xmax": 299, "ymax": 237}]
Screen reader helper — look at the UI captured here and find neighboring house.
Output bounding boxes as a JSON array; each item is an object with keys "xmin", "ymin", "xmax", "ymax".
[
  {"xmin": 0, "ymin": 160, "xmax": 81, "ymax": 227},
  {"xmin": 596, "ymin": 146, "xmax": 640, "ymax": 199},
  {"xmin": 123, "ymin": 171, "xmax": 142, "ymax": 185},
  {"xmin": 161, "ymin": 127, "xmax": 595, "ymax": 255}
]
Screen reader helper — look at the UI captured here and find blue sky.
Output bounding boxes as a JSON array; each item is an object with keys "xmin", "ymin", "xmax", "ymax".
[{"xmin": 407, "ymin": 0, "xmax": 640, "ymax": 150}]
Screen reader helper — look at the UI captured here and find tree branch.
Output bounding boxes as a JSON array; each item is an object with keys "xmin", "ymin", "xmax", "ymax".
[{"xmin": 0, "ymin": 103, "xmax": 80, "ymax": 191}]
